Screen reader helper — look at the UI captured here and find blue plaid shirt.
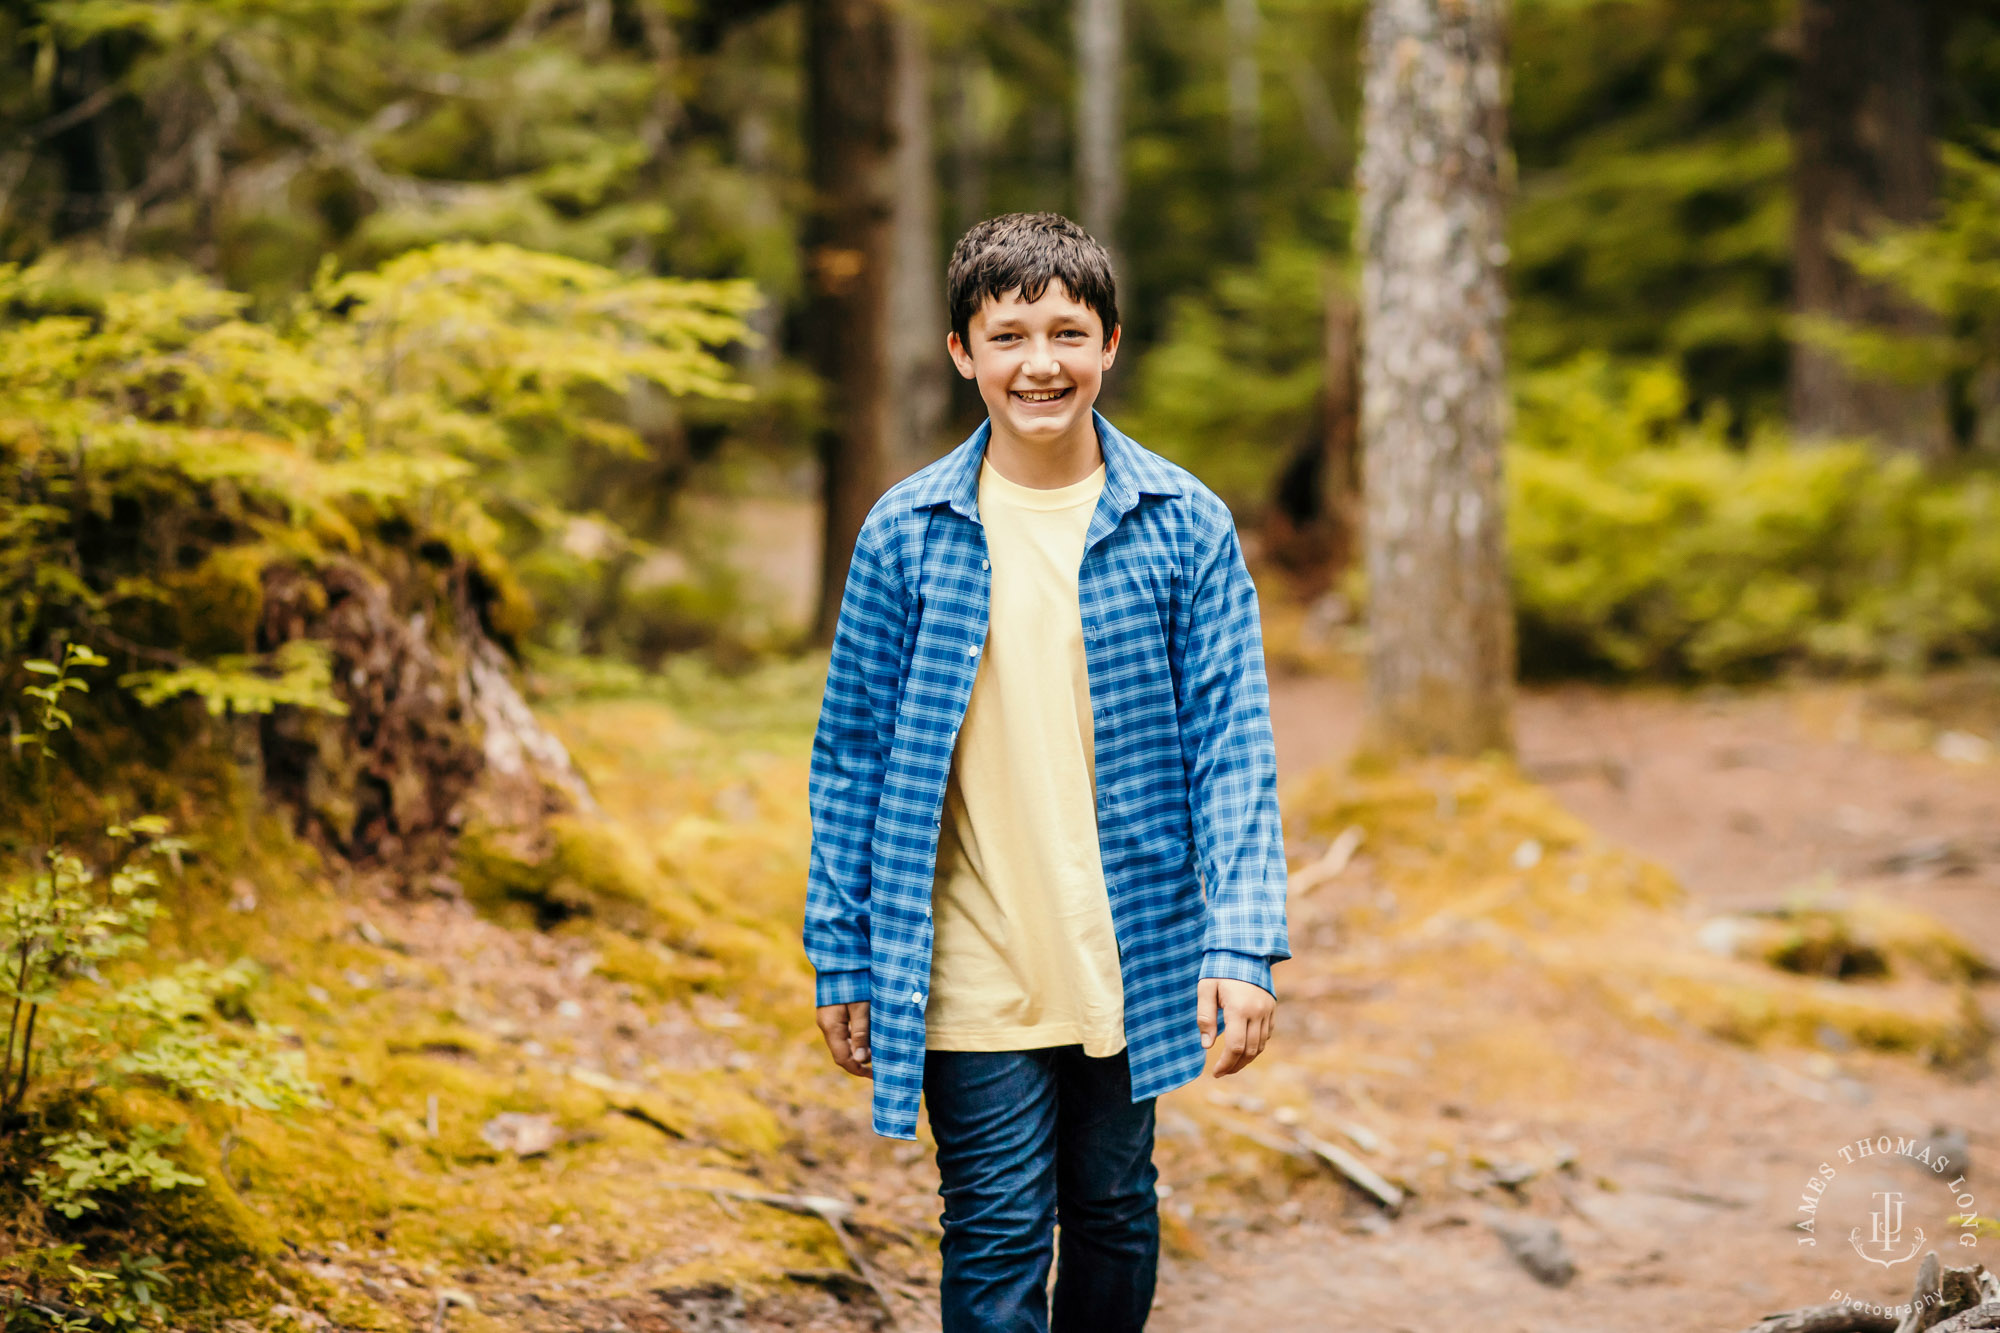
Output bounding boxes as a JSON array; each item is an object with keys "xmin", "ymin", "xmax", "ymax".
[{"xmin": 804, "ymin": 411, "xmax": 1290, "ymax": 1138}]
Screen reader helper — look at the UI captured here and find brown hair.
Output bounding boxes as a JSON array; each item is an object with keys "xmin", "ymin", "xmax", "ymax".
[{"xmin": 946, "ymin": 212, "xmax": 1119, "ymax": 347}]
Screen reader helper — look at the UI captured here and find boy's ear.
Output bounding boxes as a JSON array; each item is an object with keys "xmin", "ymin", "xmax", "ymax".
[
  {"xmin": 1100, "ymin": 323, "xmax": 1122, "ymax": 370},
  {"xmin": 947, "ymin": 330, "xmax": 978, "ymax": 380}
]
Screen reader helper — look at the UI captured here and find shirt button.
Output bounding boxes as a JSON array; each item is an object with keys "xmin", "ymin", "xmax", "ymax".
[
  {"xmin": 966, "ymin": 643, "xmax": 978, "ymax": 657},
  {"xmin": 923, "ymin": 903, "xmax": 933, "ymax": 917},
  {"xmin": 981, "ymin": 559, "xmax": 989, "ymax": 570},
  {"xmin": 911, "ymin": 989, "xmax": 925, "ymax": 1005}
]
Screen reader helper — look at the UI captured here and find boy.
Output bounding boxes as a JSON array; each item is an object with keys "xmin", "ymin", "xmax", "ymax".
[{"xmin": 804, "ymin": 212, "xmax": 1289, "ymax": 1333}]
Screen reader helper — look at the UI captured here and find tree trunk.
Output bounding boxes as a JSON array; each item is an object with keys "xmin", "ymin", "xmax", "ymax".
[
  {"xmin": 1789, "ymin": 0, "xmax": 1950, "ymax": 460},
  {"xmin": 887, "ymin": 6, "xmax": 948, "ymax": 477},
  {"xmin": 1074, "ymin": 0, "xmax": 1123, "ymax": 255},
  {"xmin": 806, "ymin": 0, "xmax": 897, "ymax": 643},
  {"xmin": 1267, "ymin": 274, "xmax": 1361, "ymax": 590},
  {"xmin": 1356, "ymin": 0, "xmax": 1514, "ymax": 757}
]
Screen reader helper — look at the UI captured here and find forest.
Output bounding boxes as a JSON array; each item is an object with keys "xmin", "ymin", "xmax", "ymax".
[{"xmin": 2, "ymin": 0, "xmax": 1999, "ymax": 1330}]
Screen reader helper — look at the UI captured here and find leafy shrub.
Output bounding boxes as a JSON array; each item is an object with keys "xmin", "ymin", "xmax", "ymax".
[
  {"xmin": 1123, "ymin": 240, "xmax": 1335, "ymax": 509},
  {"xmin": 4, "ymin": 646, "xmax": 317, "ymax": 1244},
  {"xmin": 1512, "ymin": 357, "xmax": 2000, "ymax": 676},
  {"xmin": 1814, "ymin": 131, "xmax": 2000, "ymax": 452},
  {"xmin": 0, "ymin": 242, "xmax": 754, "ymax": 677},
  {"xmin": 0, "ymin": 243, "xmax": 755, "ymax": 839}
]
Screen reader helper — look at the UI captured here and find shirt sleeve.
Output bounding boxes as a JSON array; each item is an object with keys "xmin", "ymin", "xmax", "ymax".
[
  {"xmin": 1177, "ymin": 519, "xmax": 1291, "ymax": 995},
  {"xmin": 804, "ymin": 524, "xmax": 910, "ymax": 1008}
]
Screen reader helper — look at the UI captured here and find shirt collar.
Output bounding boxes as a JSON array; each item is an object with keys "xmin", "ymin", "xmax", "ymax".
[{"xmin": 902, "ymin": 409, "xmax": 1183, "ymax": 523}]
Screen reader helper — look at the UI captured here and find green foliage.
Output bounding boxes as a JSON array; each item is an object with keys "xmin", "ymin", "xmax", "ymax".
[
  {"xmin": 1, "ymin": 1245, "xmax": 174, "ymax": 1332},
  {"xmin": 3, "ymin": 648, "xmax": 315, "ymax": 1266},
  {"xmin": 0, "ymin": 241, "xmax": 754, "ymax": 707},
  {"xmin": 1124, "ymin": 241, "xmax": 1336, "ymax": 508},
  {"xmin": 5, "ymin": 645, "xmax": 157, "ymax": 1120},
  {"xmin": 29, "ymin": 1121, "xmax": 205, "ymax": 1221},
  {"xmin": 122, "ymin": 640, "xmax": 346, "ymax": 717},
  {"xmin": 1818, "ymin": 134, "xmax": 2000, "ymax": 451},
  {"xmin": 1509, "ymin": 0, "xmax": 1794, "ymax": 418},
  {"xmin": 1511, "ymin": 358, "xmax": 2000, "ymax": 676},
  {"xmin": 53, "ymin": 1252, "xmax": 174, "ymax": 1330},
  {"xmin": 1, "ymin": 0, "xmax": 768, "ymax": 294},
  {"xmin": 96, "ymin": 961, "xmax": 319, "ymax": 1115}
]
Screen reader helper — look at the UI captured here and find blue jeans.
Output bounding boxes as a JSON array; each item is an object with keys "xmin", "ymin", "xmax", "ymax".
[{"xmin": 923, "ymin": 1046, "xmax": 1159, "ymax": 1333}]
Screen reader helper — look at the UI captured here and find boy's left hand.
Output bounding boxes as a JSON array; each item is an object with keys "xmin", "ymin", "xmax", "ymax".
[{"xmin": 1198, "ymin": 977, "xmax": 1275, "ymax": 1077}]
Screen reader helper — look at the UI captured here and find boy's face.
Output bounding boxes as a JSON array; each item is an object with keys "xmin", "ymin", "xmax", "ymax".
[{"xmin": 947, "ymin": 281, "xmax": 1121, "ymax": 449}]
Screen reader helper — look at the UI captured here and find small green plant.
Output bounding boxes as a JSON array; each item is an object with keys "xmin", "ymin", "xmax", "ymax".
[
  {"xmin": 1, "ymin": 1249, "xmax": 173, "ymax": 1331},
  {"xmin": 26, "ymin": 1119, "xmax": 205, "ymax": 1221},
  {"xmin": 4, "ymin": 642, "xmax": 124, "ymax": 1120},
  {"xmin": 3, "ymin": 643, "xmax": 318, "ymax": 1234}
]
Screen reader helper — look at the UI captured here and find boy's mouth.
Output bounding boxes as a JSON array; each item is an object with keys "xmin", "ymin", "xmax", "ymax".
[{"xmin": 1011, "ymin": 387, "xmax": 1072, "ymax": 404}]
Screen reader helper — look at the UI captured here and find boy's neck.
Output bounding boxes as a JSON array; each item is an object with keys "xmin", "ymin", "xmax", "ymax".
[{"xmin": 982, "ymin": 415, "xmax": 1105, "ymax": 491}]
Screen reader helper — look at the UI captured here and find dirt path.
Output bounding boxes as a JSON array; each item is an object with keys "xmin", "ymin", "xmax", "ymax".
[
  {"xmin": 1266, "ymin": 672, "xmax": 2000, "ymax": 964},
  {"xmin": 1144, "ymin": 673, "xmax": 2000, "ymax": 1333}
]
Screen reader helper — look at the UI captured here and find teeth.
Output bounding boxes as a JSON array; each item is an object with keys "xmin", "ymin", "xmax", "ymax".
[{"xmin": 1016, "ymin": 389, "xmax": 1067, "ymax": 401}]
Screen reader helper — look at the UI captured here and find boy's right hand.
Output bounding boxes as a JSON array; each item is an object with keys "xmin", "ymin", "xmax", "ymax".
[{"xmin": 815, "ymin": 1001, "xmax": 873, "ymax": 1079}]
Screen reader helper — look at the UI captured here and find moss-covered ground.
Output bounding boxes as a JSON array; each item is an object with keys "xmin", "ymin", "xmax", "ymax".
[{"xmin": 4, "ymin": 655, "xmax": 1993, "ymax": 1332}]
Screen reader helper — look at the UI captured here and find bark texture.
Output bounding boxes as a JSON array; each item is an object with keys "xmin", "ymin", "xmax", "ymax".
[
  {"xmin": 258, "ymin": 562, "xmax": 593, "ymax": 869},
  {"xmin": 887, "ymin": 7, "xmax": 948, "ymax": 476},
  {"xmin": 1790, "ymin": 0, "xmax": 1950, "ymax": 459},
  {"xmin": 1075, "ymin": 0, "xmax": 1124, "ymax": 252},
  {"xmin": 1357, "ymin": 0, "xmax": 1514, "ymax": 757},
  {"xmin": 806, "ymin": 0, "xmax": 896, "ymax": 642}
]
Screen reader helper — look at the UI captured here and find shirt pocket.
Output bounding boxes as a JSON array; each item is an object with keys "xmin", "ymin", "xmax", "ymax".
[{"xmin": 1103, "ymin": 559, "xmax": 1178, "ymax": 642}]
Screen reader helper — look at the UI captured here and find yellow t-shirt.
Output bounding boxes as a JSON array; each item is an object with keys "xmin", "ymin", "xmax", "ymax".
[{"xmin": 925, "ymin": 458, "xmax": 1126, "ymax": 1055}]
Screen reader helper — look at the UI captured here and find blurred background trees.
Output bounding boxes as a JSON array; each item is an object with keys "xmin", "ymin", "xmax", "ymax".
[{"xmin": 4, "ymin": 0, "xmax": 2000, "ymax": 685}]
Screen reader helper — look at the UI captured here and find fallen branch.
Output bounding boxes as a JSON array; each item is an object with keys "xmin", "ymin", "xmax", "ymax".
[
  {"xmin": 1736, "ymin": 1254, "xmax": 1999, "ymax": 1333},
  {"xmin": 1932, "ymin": 1308, "xmax": 2000, "ymax": 1333},
  {"xmin": 1215, "ymin": 1112, "xmax": 1406, "ymax": 1213},
  {"xmin": 1297, "ymin": 1130, "xmax": 1406, "ymax": 1212},
  {"xmin": 660, "ymin": 1184, "xmax": 903, "ymax": 1330},
  {"xmin": 1288, "ymin": 825, "xmax": 1364, "ymax": 897},
  {"xmin": 1736, "ymin": 1305, "xmax": 1897, "ymax": 1333},
  {"xmin": 1, "ymin": 1287, "xmax": 109, "ymax": 1330}
]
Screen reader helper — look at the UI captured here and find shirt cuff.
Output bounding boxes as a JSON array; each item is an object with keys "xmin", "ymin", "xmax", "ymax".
[
  {"xmin": 1200, "ymin": 950, "xmax": 1275, "ymax": 996},
  {"xmin": 815, "ymin": 969, "xmax": 872, "ymax": 1008}
]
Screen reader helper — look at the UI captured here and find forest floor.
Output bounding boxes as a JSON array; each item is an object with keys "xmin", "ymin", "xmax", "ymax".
[
  {"xmin": 1148, "ymin": 665, "xmax": 2000, "ymax": 1333},
  {"xmin": 50, "ymin": 589, "xmax": 1997, "ymax": 1333}
]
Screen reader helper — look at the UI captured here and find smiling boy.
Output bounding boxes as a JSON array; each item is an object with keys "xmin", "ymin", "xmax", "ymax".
[{"xmin": 804, "ymin": 212, "xmax": 1289, "ymax": 1332}]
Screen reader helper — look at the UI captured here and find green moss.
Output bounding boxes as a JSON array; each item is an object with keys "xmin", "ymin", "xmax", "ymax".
[
  {"xmin": 1648, "ymin": 971, "xmax": 1991, "ymax": 1067},
  {"xmin": 2, "ymin": 669, "xmax": 904, "ymax": 1328},
  {"xmin": 589, "ymin": 928, "xmax": 727, "ymax": 1003},
  {"xmin": 1283, "ymin": 755, "xmax": 1989, "ymax": 1073},
  {"xmin": 454, "ymin": 813, "xmax": 708, "ymax": 941}
]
